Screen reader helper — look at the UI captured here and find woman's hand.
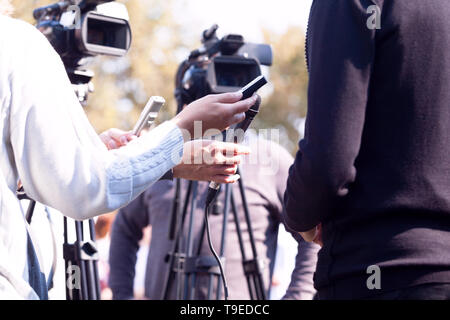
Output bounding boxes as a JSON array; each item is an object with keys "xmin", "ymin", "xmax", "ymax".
[
  {"xmin": 99, "ymin": 128, "xmax": 136, "ymax": 150},
  {"xmin": 173, "ymin": 140, "xmax": 250, "ymax": 183},
  {"xmin": 172, "ymin": 92, "xmax": 258, "ymax": 140},
  {"xmin": 299, "ymin": 223, "xmax": 323, "ymax": 247}
]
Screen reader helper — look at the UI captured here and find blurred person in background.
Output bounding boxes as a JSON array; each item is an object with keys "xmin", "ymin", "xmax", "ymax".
[
  {"xmin": 108, "ymin": 132, "xmax": 319, "ymax": 300},
  {"xmin": 94, "ymin": 212, "xmax": 116, "ymax": 300},
  {"xmin": 0, "ymin": 1, "xmax": 258, "ymax": 299}
]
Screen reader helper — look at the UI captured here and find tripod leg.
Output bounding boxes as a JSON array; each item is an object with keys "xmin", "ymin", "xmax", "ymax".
[
  {"xmin": 63, "ymin": 217, "xmax": 73, "ymax": 300},
  {"xmin": 230, "ymin": 191, "xmax": 255, "ymax": 300},
  {"xmin": 161, "ymin": 180, "xmax": 193, "ymax": 300},
  {"xmin": 79, "ymin": 221, "xmax": 96, "ymax": 300},
  {"xmin": 26, "ymin": 200, "xmax": 36, "ymax": 224},
  {"xmin": 75, "ymin": 221, "xmax": 89, "ymax": 300},
  {"xmin": 88, "ymin": 219, "xmax": 101, "ymax": 300},
  {"xmin": 215, "ymin": 183, "xmax": 231, "ymax": 300},
  {"xmin": 236, "ymin": 172, "xmax": 267, "ymax": 300},
  {"xmin": 195, "ymin": 216, "xmax": 216, "ymax": 300},
  {"xmin": 207, "ymin": 276, "xmax": 214, "ymax": 300},
  {"xmin": 86, "ymin": 259, "xmax": 96, "ymax": 299},
  {"xmin": 168, "ymin": 179, "xmax": 181, "ymax": 240},
  {"xmin": 184, "ymin": 182, "xmax": 198, "ymax": 300}
]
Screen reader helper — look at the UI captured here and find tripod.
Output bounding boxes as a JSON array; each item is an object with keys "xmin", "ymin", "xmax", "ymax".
[
  {"xmin": 63, "ymin": 216, "xmax": 101, "ymax": 300},
  {"xmin": 16, "ymin": 187, "xmax": 101, "ymax": 300},
  {"xmin": 60, "ymin": 65, "xmax": 100, "ymax": 300},
  {"xmin": 161, "ymin": 168, "xmax": 267, "ymax": 300}
]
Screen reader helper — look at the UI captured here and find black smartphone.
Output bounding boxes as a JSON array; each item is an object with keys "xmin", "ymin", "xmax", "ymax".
[{"xmin": 239, "ymin": 75, "xmax": 268, "ymax": 100}]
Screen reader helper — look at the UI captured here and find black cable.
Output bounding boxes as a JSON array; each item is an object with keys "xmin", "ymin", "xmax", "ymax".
[{"xmin": 204, "ymin": 197, "xmax": 229, "ymax": 300}]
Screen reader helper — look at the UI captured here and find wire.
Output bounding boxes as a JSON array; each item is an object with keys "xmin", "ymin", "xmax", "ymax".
[{"xmin": 204, "ymin": 203, "xmax": 229, "ymax": 300}]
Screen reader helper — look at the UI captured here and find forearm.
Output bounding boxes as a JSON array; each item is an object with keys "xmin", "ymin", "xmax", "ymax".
[
  {"xmin": 14, "ymin": 117, "xmax": 183, "ymax": 220},
  {"xmin": 282, "ymin": 234, "xmax": 320, "ymax": 300}
]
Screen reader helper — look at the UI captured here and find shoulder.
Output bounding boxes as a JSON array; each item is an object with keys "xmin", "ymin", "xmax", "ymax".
[
  {"xmin": 0, "ymin": 15, "xmax": 44, "ymax": 42},
  {"xmin": 0, "ymin": 15, "xmax": 57, "ymax": 60}
]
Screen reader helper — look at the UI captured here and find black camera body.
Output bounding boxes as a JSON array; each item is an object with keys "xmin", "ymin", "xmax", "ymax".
[
  {"xmin": 177, "ymin": 25, "xmax": 273, "ymax": 109},
  {"xmin": 34, "ymin": 0, "xmax": 131, "ymax": 61},
  {"xmin": 34, "ymin": 0, "xmax": 132, "ymax": 103}
]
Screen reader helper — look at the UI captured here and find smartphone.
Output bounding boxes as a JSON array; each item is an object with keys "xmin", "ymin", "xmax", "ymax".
[
  {"xmin": 132, "ymin": 96, "xmax": 165, "ymax": 136},
  {"xmin": 239, "ymin": 75, "xmax": 268, "ymax": 100}
]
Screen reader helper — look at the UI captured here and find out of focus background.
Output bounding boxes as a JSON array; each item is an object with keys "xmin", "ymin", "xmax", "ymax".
[{"xmin": 12, "ymin": 0, "xmax": 312, "ymax": 153}]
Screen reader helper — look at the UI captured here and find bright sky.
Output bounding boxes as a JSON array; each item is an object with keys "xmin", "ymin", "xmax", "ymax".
[{"xmin": 174, "ymin": 0, "xmax": 313, "ymax": 43}]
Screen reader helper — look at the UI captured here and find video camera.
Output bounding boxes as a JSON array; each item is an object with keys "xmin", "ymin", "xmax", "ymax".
[
  {"xmin": 175, "ymin": 24, "xmax": 273, "ymax": 110},
  {"xmin": 34, "ymin": 0, "xmax": 132, "ymax": 103}
]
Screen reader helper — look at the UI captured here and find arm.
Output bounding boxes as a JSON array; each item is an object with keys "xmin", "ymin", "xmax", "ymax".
[
  {"xmin": 282, "ymin": 233, "xmax": 319, "ymax": 300},
  {"xmin": 8, "ymin": 22, "xmax": 182, "ymax": 220},
  {"xmin": 271, "ymin": 144, "xmax": 319, "ymax": 299},
  {"xmin": 9, "ymin": 21, "xmax": 255, "ymax": 220},
  {"xmin": 100, "ymin": 130, "xmax": 250, "ymax": 184},
  {"xmin": 109, "ymin": 193, "xmax": 149, "ymax": 300},
  {"xmin": 284, "ymin": 0, "xmax": 377, "ymax": 232}
]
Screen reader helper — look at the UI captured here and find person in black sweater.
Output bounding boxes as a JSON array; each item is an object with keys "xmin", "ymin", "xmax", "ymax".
[{"xmin": 284, "ymin": 0, "xmax": 450, "ymax": 299}]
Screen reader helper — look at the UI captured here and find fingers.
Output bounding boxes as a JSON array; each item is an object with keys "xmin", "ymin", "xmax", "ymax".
[
  {"xmin": 299, "ymin": 226, "xmax": 319, "ymax": 242},
  {"xmin": 193, "ymin": 151, "xmax": 242, "ymax": 165},
  {"xmin": 107, "ymin": 140, "xmax": 118, "ymax": 150},
  {"xmin": 313, "ymin": 224, "xmax": 323, "ymax": 247},
  {"xmin": 212, "ymin": 154, "xmax": 242, "ymax": 165},
  {"xmin": 207, "ymin": 165, "xmax": 238, "ymax": 182},
  {"xmin": 231, "ymin": 112, "xmax": 246, "ymax": 125},
  {"xmin": 222, "ymin": 165, "xmax": 238, "ymax": 175},
  {"xmin": 106, "ymin": 128, "xmax": 130, "ymax": 141},
  {"xmin": 226, "ymin": 95, "xmax": 258, "ymax": 115},
  {"xmin": 99, "ymin": 132, "xmax": 118, "ymax": 150},
  {"xmin": 313, "ymin": 238, "xmax": 323, "ymax": 247},
  {"xmin": 185, "ymin": 140, "xmax": 250, "ymax": 165},
  {"xmin": 210, "ymin": 174, "xmax": 241, "ymax": 184},
  {"xmin": 207, "ymin": 141, "xmax": 251, "ymax": 156},
  {"xmin": 211, "ymin": 164, "xmax": 238, "ymax": 175},
  {"xmin": 99, "ymin": 128, "xmax": 136, "ymax": 150},
  {"xmin": 212, "ymin": 91, "xmax": 243, "ymax": 103},
  {"xmin": 219, "ymin": 95, "xmax": 258, "ymax": 127}
]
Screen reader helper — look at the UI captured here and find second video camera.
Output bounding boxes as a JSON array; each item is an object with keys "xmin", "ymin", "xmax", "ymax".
[
  {"xmin": 34, "ymin": 0, "xmax": 131, "ymax": 62},
  {"xmin": 34, "ymin": 0, "xmax": 132, "ymax": 103},
  {"xmin": 176, "ymin": 24, "xmax": 273, "ymax": 108}
]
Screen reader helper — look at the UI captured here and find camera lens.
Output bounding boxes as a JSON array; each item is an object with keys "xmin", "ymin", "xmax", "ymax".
[{"xmin": 87, "ymin": 17, "xmax": 128, "ymax": 49}]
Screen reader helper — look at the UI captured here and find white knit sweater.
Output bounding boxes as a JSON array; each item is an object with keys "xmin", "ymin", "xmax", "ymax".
[{"xmin": 0, "ymin": 15, "xmax": 184, "ymax": 299}]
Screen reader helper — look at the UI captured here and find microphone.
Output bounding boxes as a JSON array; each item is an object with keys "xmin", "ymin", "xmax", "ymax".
[
  {"xmin": 203, "ymin": 76, "xmax": 266, "ymax": 301},
  {"xmin": 205, "ymin": 95, "xmax": 262, "ymax": 206}
]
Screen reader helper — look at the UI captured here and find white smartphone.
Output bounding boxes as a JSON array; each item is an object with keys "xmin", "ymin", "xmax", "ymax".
[{"xmin": 132, "ymin": 96, "xmax": 165, "ymax": 136}]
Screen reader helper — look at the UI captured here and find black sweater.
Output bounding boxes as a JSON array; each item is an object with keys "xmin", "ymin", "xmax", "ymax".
[{"xmin": 284, "ymin": 0, "xmax": 450, "ymax": 299}]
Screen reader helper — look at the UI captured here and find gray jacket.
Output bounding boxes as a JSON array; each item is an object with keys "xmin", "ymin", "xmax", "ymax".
[{"xmin": 109, "ymin": 137, "xmax": 319, "ymax": 300}]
